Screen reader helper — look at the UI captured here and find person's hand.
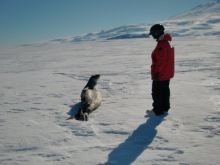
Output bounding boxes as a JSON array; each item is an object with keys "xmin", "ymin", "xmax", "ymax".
[{"xmin": 153, "ymin": 73, "xmax": 159, "ymax": 81}]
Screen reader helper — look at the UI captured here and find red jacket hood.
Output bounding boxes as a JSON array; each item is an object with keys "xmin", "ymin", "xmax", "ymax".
[{"xmin": 157, "ymin": 33, "xmax": 172, "ymax": 42}]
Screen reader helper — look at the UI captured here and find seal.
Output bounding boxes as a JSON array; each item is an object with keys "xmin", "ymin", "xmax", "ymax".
[{"xmin": 67, "ymin": 74, "xmax": 101, "ymax": 121}]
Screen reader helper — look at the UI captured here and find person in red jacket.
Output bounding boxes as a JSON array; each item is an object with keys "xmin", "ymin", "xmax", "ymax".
[{"xmin": 146, "ymin": 24, "xmax": 175, "ymax": 115}]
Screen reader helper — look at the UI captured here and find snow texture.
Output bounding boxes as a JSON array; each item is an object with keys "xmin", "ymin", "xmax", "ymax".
[
  {"xmin": 1, "ymin": 0, "xmax": 220, "ymax": 165},
  {"xmin": 1, "ymin": 36, "xmax": 220, "ymax": 165}
]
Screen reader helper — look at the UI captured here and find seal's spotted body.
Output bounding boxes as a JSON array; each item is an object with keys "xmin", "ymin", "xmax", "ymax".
[{"xmin": 67, "ymin": 74, "xmax": 101, "ymax": 121}]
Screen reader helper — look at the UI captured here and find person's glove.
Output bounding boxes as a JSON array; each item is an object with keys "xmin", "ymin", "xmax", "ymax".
[{"xmin": 153, "ymin": 73, "xmax": 159, "ymax": 81}]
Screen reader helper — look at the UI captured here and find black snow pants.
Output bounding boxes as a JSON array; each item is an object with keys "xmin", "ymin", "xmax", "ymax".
[{"xmin": 152, "ymin": 80, "xmax": 170, "ymax": 115}]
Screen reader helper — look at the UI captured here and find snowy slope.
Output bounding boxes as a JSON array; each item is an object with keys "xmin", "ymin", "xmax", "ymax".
[
  {"xmin": 25, "ymin": 0, "xmax": 220, "ymax": 46},
  {"xmin": 164, "ymin": 0, "xmax": 220, "ymax": 37},
  {"xmin": 170, "ymin": 0, "xmax": 220, "ymax": 19}
]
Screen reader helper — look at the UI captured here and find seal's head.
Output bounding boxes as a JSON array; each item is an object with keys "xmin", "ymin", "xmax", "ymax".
[
  {"xmin": 90, "ymin": 74, "xmax": 100, "ymax": 82},
  {"xmin": 85, "ymin": 74, "xmax": 100, "ymax": 89}
]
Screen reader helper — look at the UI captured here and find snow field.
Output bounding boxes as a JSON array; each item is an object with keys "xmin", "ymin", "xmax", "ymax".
[{"xmin": 0, "ymin": 37, "xmax": 220, "ymax": 165}]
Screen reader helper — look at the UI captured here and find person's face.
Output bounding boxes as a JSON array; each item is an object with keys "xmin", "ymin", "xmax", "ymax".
[
  {"xmin": 150, "ymin": 33, "xmax": 157, "ymax": 39},
  {"xmin": 152, "ymin": 34, "xmax": 157, "ymax": 39}
]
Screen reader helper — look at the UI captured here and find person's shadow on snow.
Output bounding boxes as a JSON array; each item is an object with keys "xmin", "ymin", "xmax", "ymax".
[{"xmin": 100, "ymin": 114, "xmax": 168, "ymax": 165}]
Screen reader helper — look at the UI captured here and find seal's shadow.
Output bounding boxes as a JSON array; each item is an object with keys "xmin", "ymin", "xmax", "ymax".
[
  {"xmin": 100, "ymin": 114, "xmax": 168, "ymax": 165},
  {"xmin": 67, "ymin": 102, "xmax": 81, "ymax": 116}
]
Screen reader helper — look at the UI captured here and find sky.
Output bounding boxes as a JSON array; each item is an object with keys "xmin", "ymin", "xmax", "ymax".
[{"xmin": 0, "ymin": 0, "xmax": 209, "ymax": 45}]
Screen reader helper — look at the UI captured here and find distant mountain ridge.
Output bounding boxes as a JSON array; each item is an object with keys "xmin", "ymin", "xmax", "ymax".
[
  {"xmin": 162, "ymin": 0, "xmax": 220, "ymax": 37},
  {"xmin": 24, "ymin": 0, "xmax": 220, "ymax": 46},
  {"xmin": 170, "ymin": 0, "xmax": 220, "ymax": 19}
]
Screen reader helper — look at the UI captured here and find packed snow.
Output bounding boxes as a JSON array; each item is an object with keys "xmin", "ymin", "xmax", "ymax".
[
  {"xmin": 1, "ymin": 36, "xmax": 220, "ymax": 165},
  {"xmin": 1, "ymin": 0, "xmax": 220, "ymax": 164}
]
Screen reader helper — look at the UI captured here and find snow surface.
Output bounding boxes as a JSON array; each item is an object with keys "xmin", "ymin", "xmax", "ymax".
[
  {"xmin": 1, "ymin": 36, "xmax": 220, "ymax": 165},
  {"xmin": 1, "ymin": 0, "xmax": 220, "ymax": 164}
]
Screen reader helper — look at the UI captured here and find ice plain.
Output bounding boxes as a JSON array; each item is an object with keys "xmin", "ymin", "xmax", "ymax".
[{"xmin": 0, "ymin": 36, "xmax": 220, "ymax": 165}]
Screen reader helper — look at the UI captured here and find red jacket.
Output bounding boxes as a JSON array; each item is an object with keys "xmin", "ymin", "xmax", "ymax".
[{"xmin": 151, "ymin": 33, "xmax": 175, "ymax": 81}]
